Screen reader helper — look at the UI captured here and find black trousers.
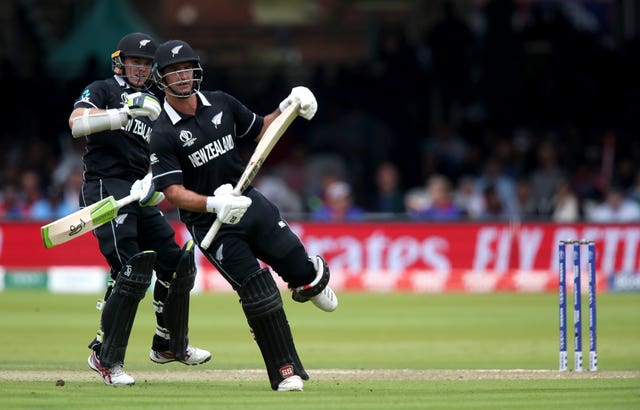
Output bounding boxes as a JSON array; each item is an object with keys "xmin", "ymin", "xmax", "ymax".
[{"xmin": 189, "ymin": 188, "xmax": 315, "ymax": 290}]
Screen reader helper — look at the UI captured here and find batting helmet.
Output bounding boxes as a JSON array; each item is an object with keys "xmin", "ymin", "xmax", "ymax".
[
  {"xmin": 111, "ymin": 32, "xmax": 156, "ymax": 90},
  {"xmin": 153, "ymin": 40, "xmax": 203, "ymax": 98},
  {"xmin": 154, "ymin": 40, "xmax": 199, "ymax": 72}
]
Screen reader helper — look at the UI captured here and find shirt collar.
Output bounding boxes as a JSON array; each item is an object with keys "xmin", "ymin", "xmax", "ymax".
[
  {"xmin": 163, "ymin": 91, "xmax": 210, "ymax": 125},
  {"xmin": 114, "ymin": 75, "xmax": 127, "ymax": 87}
]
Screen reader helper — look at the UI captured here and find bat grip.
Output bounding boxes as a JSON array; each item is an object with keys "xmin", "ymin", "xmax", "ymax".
[
  {"xmin": 201, "ymin": 218, "xmax": 223, "ymax": 250},
  {"xmin": 115, "ymin": 192, "xmax": 142, "ymax": 208}
]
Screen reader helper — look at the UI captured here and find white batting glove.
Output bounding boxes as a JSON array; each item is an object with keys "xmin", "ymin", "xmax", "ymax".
[
  {"xmin": 130, "ymin": 172, "xmax": 165, "ymax": 206},
  {"xmin": 122, "ymin": 92, "xmax": 161, "ymax": 121},
  {"xmin": 279, "ymin": 86, "xmax": 318, "ymax": 120},
  {"xmin": 206, "ymin": 183, "xmax": 252, "ymax": 224}
]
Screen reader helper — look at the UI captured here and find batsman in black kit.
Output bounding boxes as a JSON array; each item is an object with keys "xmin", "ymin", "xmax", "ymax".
[
  {"xmin": 68, "ymin": 33, "xmax": 211, "ymax": 386},
  {"xmin": 149, "ymin": 39, "xmax": 339, "ymax": 392}
]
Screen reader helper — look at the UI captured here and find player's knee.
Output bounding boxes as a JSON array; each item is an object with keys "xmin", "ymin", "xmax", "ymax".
[
  {"xmin": 171, "ymin": 240, "xmax": 197, "ymax": 292},
  {"xmin": 238, "ymin": 268, "xmax": 282, "ymax": 319},
  {"xmin": 268, "ymin": 244, "xmax": 315, "ymax": 286},
  {"xmin": 113, "ymin": 251, "xmax": 156, "ymax": 299}
]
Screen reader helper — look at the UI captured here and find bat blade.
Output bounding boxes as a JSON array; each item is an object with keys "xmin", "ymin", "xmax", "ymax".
[
  {"xmin": 41, "ymin": 193, "xmax": 138, "ymax": 248},
  {"xmin": 200, "ymin": 101, "xmax": 300, "ymax": 250}
]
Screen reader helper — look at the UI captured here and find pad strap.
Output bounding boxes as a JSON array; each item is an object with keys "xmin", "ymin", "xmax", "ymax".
[{"xmin": 292, "ymin": 255, "xmax": 331, "ymax": 302}]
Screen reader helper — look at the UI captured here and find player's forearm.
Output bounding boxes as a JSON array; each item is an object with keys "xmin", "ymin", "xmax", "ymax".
[
  {"xmin": 69, "ymin": 107, "xmax": 127, "ymax": 138},
  {"xmin": 162, "ymin": 184, "xmax": 208, "ymax": 212},
  {"xmin": 256, "ymin": 109, "xmax": 280, "ymax": 142},
  {"xmin": 69, "ymin": 93, "xmax": 160, "ymax": 138}
]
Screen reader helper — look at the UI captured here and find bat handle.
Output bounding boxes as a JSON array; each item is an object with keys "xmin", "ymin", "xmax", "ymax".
[
  {"xmin": 116, "ymin": 192, "xmax": 142, "ymax": 208},
  {"xmin": 201, "ymin": 218, "xmax": 223, "ymax": 250},
  {"xmin": 201, "ymin": 187, "xmax": 244, "ymax": 250}
]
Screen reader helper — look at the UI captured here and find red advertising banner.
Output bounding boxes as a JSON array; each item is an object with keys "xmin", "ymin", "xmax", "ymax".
[{"xmin": 3, "ymin": 221, "xmax": 639, "ymax": 292}]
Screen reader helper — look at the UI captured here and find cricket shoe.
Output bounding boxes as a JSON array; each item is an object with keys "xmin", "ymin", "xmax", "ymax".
[
  {"xmin": 149, "ymin": 346, "xmax": 212, "ymax": 365},
  {"xmin": 277, "ymin": 375, "xmax": 304, "ymax": 392},
  {"xmin": 308, "ymin": 255, "xmax": 338, "ymax": 312},
  {"xmin": 87, "ymin": 351, "xmax": 135, "ymax": 386},
  {"xmin": 310, "ymin": 285, "xmax": 338, "ymax": 312}
]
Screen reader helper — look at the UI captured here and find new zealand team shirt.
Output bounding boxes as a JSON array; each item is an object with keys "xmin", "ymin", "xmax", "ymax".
[
  {"xmin": 150, "ymin": 90, "xmax": 264, "ymax": 226},
  {"xmin": 73, "ymin": 75, "xmax": 154, "ymax": 181}
]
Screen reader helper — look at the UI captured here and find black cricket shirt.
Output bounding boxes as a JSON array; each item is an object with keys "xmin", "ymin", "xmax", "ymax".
[
  {"xmin": 73, "ymin": 75, "xmax": 154, "ymax": 181},
  {"xmin": 150, "ymin": 90, "xmax": 264, "ymax": 226}
]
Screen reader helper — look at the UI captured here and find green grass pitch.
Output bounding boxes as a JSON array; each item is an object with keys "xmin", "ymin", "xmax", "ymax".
[{"xmin": 0, "ymin": 291, "xmax": 638, "ymax": 409}]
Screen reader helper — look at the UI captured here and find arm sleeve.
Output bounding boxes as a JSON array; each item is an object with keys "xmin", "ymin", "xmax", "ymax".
[
  {"xmin": 73, "ymin": 81, "xmax": 108, "ymax": 110},
  {"xmin": 150, "ymin": 128, "xmax": 183, "ymax": 190},
  {"xmin": 224, "ymin": 92, "xmax": 264, "ymax": 141}
]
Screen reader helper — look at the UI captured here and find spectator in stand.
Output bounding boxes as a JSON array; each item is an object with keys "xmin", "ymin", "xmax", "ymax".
[
  {"xmin": 23, "ymin": 139, "xmax": 57, "ymax": 190},
  {"xmin": 0, "ymin": 183, "xmax": 27, "ymax": 220},
  {"xmin": 477, "ymin": 184, "xmax": 509, "ymax": 221},
  {"xmin": 512, "ymin": 177, "xmax": 539, "ymax": 221},
  {"xmin": 586, "ymin": 186, "xmax": 640, "ymax": 223},
  {"xmin": 52, "ymin": 133, "xmax": 85, "ymax": 189},
  {"xmin": 550, "ymin": 178, "xmax": 580, "ymax": 223},
  {"xmin": 30, "ymin": 184, "xmax": 77, "ymax": 221},
  {"xmin": 368, "ymin": 161, "xmax": 405, "ymax": 214},
  {"xmin": 254, "ymin": 174, "xmax": 304, "ymax": 216},
  {"xmin": 453, "ymin": 175, "xmax": 484, "ymax": 220},
  {"xmin": 529, "ymin": 140, "xmax": 566, "ymax": 216},
  {"xmin": 473, "ymin": 157, "xmax": 517, "ymax": 217},
  {"xmin": 61, "ymin": 167, "xmax": 83, "ymax": 213},
  {"xmin": 310, "ymin": 180, "xmax": 365, "ymax": 222},
  {"xmin": 0, "ymin": 162, "xmax": 21, "ymax": 190},
  {"xmin": 408, "ymin": 174, "xmax": 463, "ymax": 221},
  {"xmin": 571, "ymin": 156, "xmax": 607, "ymax": 202},
  {"xmin": 20, "ymin": 169, "xmax": 44, "ymax": 216},
  {"xmin": 304, "ymin": 164, "xmax": 343, "ymax": 213}
]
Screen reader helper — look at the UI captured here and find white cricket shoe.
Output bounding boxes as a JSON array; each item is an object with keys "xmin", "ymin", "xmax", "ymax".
[
  {"xmin": 309, "ymin": 256, "xmax": 338, "ymax": 312},
  {"xmin": 310, "ymin": 285, "xmax": 338, "ymax": 312},
  {"xmin": 149, "ymin": 346, "xmax": 212, "ymax": 365},
  {"xmin": 277, "ymin": 375, "xmax": 304, "ymax": 392},
  {"xmin": 87, "ymin": 351, "xmax": 135, "ymax": 386}
]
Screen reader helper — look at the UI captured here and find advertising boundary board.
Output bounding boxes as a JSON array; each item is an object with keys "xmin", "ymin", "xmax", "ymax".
[{"xmin": 2, "ymin": 222, "xmax": 639, "ymax": 293}]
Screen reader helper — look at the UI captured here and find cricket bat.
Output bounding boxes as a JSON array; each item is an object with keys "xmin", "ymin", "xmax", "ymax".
[
  {"xmin": 41, "ymin": 192, "xmax": 141, "ymax": 248},
  {"xmin": 200, "ymin": 100, "xmax": 301, "ymax": 250}
]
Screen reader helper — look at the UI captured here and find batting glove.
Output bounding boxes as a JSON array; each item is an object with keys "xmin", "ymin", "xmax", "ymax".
[
  {"xmin": 206, "ymin": 183, "xmax": 252, "ymax": 224},
  {"xmin": 279, "ymin": 86, "xmax": 318, "ymax": 120},
  {"xmin": 123, "ymin": 92, "xmax": 161, "ymax": 121},
  {"xmin": 130, "ymin": 172, "xmax": 165, "ymax": 206}
]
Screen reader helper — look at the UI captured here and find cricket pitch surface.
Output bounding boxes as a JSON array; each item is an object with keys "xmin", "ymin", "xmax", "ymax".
[{"xmin": 1, "ymin": 369, "xmax": 638, "ymax": 382}]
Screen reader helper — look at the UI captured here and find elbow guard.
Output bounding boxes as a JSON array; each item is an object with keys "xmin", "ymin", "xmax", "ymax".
[{"xmin": 71, "ymin": 108, "xmax": 128, "ymax": 138}]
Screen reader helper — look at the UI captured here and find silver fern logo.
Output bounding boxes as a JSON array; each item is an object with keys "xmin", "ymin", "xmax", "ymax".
[
  {"xmin": 215, "ymin": 243, "xmax": 224, "ymax": 262},
  {"xmin": 171, "ymin": 45, "xmax": 184, "ymax": 57},
  {"xmin": 212, "ymin": 112, "xmax": 223, "ymax": 128},
  {"xmin": 114, "ymin": 214, "xmax": 128, "ymax": 226}
]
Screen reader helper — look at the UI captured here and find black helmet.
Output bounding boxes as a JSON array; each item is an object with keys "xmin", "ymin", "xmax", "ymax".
[
  {"xmin": 154, "ymin": 40, "xmax": 199, "ymax": 72},
  {"xmin": 115, "ymin": 32, "xmax": 156, "ymax": 59},
  {"xmin": 153, "ymin": 40, "xmax": 203, "ymax": 98},
  {"xmin": 111, "ymin": 32, "xmax": 156, "ymax": 90}
]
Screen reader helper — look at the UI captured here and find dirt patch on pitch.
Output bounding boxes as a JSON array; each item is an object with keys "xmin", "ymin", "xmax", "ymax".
[{"xmin": 1, "ymin": 369, "xmax": 638, "ymax": 383}]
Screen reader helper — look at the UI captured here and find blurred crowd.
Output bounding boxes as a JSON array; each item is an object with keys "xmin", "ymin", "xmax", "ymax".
[{"xmin": 2, "ymin": 0, "xmax": 640, "ymax": 223}]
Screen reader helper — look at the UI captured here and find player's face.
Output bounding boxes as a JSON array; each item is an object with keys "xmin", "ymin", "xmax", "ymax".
[
  {"xmin": 163, "ymin": 62, "xmax": 196, "ymax": 95},
  {"xmin": 122, "ymin": 57, "xmax": 153, "ymax": 88}
]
